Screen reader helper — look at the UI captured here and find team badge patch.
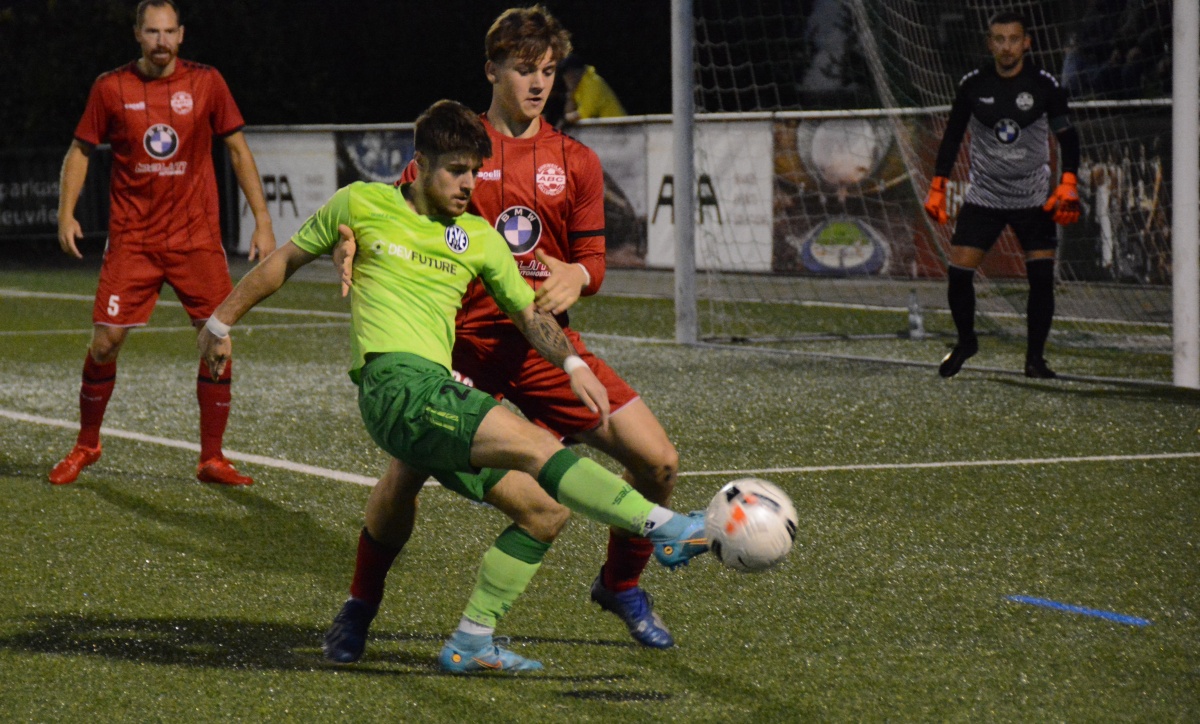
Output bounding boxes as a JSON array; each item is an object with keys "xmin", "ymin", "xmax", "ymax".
[
  {"xmin": 445, "ymin": 224, "xmax": 469, "ymax": 254},
  {"xmin": 993, "ymin": 119, "xmax": 1020, "ymax": 144},
  {"xmin": 143, "ymin": 124, "xmax": 179, "ymax": 159},
  {"xmin": 495, "ymin": 206, "xmax": 542, "ymax": 254},
  {"xmin": 1015, "ymin": 91, "xmax": 1034, "ymax": 111},
  {"xmin": 171, "ymin": 91, "xmax": 194, "ymax": 114},
  {"xmin": 535, "ymin": 163, "xmax": 566, "ymax": 196}
]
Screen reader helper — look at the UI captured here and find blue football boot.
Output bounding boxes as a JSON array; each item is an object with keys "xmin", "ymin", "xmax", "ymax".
[
  {"xmin": 322, "ymin": 598, "xmax": 377, "ymax": 664},
  {"xmin": 438, "ymin": 636, "xmax": 544, "ymax": 674},
  {"xmin": 590, "ymin": 573, "xmax": 675, "ymax": 648},
  {"xmin": 649, "ymin": 511, "xmax": 709, "ymax": 570}
]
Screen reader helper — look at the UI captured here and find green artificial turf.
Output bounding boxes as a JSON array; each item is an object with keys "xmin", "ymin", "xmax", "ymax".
[{"xmin": 0, "ymin": 265, "xmax": 1196, "ymax": 721}]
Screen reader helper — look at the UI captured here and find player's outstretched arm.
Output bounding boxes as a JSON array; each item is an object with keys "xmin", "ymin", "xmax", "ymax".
[
  {"xmin": 509, "ymin": 303, "xmax": 610, "ymax": 425},
  {"xmin": 57, "ymin": 141, "xmax": 91, "ymax": 259},
  {"xmin": 198, "ymin": 241, "xmax": 319, "ymax": 380},
  {"xmin": 224, "ymin": 131, "xmax": 277, "ymax": 262}
]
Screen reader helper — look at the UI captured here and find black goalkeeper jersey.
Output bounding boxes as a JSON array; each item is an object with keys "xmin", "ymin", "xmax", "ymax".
[{"xmin": 934, "ymin": 59, "xmax": 1076, "ymax": 209}]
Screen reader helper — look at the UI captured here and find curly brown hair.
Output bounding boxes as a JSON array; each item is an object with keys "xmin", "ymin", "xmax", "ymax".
[
  {"xmin": 484, "ymin": 5, "xmax": 572, "ymax": 66},
  {"xmin": 413, "ymin": 100, "xmax": 492, "ymax": 161}
]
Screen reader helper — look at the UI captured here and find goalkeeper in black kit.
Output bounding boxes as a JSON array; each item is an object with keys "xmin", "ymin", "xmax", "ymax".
[{"xmin": 924, "ymin": 10, "xmax": 1081, "ymax": 379}]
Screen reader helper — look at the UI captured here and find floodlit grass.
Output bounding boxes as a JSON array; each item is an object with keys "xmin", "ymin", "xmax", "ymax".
[{"xmin": 0, "ymin": 262, "xmax": 1197, "ymax": 721}]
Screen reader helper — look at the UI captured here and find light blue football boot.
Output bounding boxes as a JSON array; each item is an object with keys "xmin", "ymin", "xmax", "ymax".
[
  {"xmin": 438, "ymin": 636, "xmax": 544, "ymax": 674},
  {"xmin": 648, "ymin": 511, "xmax": 709, "ymax": 570}
]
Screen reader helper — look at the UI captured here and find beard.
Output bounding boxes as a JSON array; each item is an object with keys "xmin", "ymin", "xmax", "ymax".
[{"xmin": 996, "ymin": 55, "xmax": 1022, "ymax": 73}]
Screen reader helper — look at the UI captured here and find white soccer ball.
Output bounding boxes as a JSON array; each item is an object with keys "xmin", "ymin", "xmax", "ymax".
[{"xmin": 704, "ymin": 478, "xmax": 798, "ymax": 573}]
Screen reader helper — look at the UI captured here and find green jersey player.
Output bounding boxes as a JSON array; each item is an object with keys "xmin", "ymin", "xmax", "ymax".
[{"xmin": 196, "ymin": 100, "xmax": 707, "ymax": 673}]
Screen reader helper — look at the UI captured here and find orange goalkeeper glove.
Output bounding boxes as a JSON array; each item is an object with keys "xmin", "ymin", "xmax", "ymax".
[
  {"xmin": 1043, "ymin": 171, "xmax": 1080, "ymax": 225},
  {"xmin": 923, "ymin": 176, "xmax": 949, "ymax": 225}
]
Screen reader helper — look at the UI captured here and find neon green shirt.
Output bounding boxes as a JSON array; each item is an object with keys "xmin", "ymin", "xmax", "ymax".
[{"xmin": 291, "ymin": 181, "xmax": 535, "ymax": 380}]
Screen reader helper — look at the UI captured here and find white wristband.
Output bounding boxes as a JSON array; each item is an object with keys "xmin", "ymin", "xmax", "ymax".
[
  {"xmin": 205, "ymin": 315, "xmax": 231, "ymax": 339},
  {"xmin": 563, "ymin": 354, "xmax": 587, "ymax": 374},
  {"xmin": 575, "ymin": 263, "xmax": 591, "ymax": 288}
]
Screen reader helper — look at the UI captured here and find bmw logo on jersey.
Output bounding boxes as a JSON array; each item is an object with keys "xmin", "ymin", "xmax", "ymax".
[
  {"xmin": 144, "ymin": 124, "xmax": 179, "ymax": 159},
  {"xmin": 993, "ymin": 119, "xmax": 1020, "ymax": 144},
  {"xmin": 495, "ymin": 205, "xmax": 542, "ymax": 255}
]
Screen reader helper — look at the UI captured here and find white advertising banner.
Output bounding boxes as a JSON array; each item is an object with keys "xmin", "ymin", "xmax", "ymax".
[
  {"xmin": 571, "ymin": 124, "xmax": 650, "ymax": 266},
  {"xmin": 572, "ymin": 124, "xmax": 648, "ymax": 217},
  {"xmin": 238, "ymin": 131, "xmax": 338, "ymax": 253},
  {"xmin": 646, "ymin": 120, "xmax": 774, "ymax": 272}
]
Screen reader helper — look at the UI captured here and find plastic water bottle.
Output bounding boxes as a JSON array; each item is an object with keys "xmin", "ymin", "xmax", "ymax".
[{"xmin": 907, "ymin": 290, "xmax": 925, "ymax": 340}]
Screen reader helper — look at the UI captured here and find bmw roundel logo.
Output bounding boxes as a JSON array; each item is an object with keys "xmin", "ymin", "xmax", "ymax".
[
  {"xmin": 143, "ymin": 123, "xmax": 179, "ymax": 159},
  {"xmin": 993, "ymin": 119, "xmax": 1020, "ymax": 144},
  {"xmin": 494, "ymin": 205, "xmax": 542, "ymax": 255},
  {"xmin": 445, "ymin": 224, "xmax": 469, "ymax": 254}
]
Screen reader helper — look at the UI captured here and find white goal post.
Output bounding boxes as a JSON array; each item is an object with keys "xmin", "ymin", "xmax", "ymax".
[{"xmin": 1171, "ymin": 0, "xmax": 1198, "ymax": 388}]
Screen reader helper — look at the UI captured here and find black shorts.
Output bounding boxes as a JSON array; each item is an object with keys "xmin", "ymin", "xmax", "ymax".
[{"xmin": 950, "ymin": 203, "xmax": 1057, "ymax": 253}]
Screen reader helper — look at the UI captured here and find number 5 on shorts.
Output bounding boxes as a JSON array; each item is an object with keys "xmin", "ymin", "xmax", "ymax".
[{"xmin": 107, "ymin": 295, "xmax": 120, "ymax": 316}]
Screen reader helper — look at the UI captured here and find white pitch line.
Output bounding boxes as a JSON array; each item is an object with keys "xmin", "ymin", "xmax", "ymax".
[
  {"xmin": 0, "ymin": 409, "xmax": 381, "ymax": 487},
  {"xmin": 0, "ymin": 288, "xmax": 350, "ymax": 319},
  {"xmin": 678, "ymin": 451, "xmax": 1200, "ymax": 478},
  {"xmin": 4, "ymin": 408, "xmax": 1196, "ymax": 487},
  {"xmin": 0, "ymin": 322, "xmax": 347, "ymax": 337}
]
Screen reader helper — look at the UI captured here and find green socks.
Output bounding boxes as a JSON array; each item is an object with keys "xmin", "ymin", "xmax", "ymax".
[
  {"xmin": 537, "ymin": 449, "xmax": 656, "ymax": 535},
  {"xmin": 461, "ymin": 525, "xmax": 550, "ymax": 629},
  {"xmin": 458, "ymin": 451, "xmax": 671, "ymax": 634}
]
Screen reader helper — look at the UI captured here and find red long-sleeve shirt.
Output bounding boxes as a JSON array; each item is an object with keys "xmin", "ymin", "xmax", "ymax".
[{"xmin": 402, "ymin": 114, "xmax": 606, "ymax": 333}]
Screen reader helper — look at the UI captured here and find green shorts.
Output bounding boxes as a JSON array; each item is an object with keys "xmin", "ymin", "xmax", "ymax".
[{"xmin": 357, "ymin": 352, "xmax": 508, "ymax": 501}]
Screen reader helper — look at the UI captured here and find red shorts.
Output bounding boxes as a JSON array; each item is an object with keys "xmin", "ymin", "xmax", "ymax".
[
  {"xmin": 452, "ymin": 326, "xmax": 639, "ymax": 439},
  {"xmin": 93, "ymin": 243, "xmax": 233, "ymax": 326}
]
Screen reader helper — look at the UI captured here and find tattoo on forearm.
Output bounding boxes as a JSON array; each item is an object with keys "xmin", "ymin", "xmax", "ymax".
[{"xmin": 524, "ymin": 309, "xmax": 574, "ymax": 367}]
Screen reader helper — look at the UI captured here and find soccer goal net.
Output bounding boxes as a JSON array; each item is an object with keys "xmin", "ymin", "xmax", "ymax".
[{"xmin": 685, "ymin": 0, "xmax": 1174, "ymax": 356}]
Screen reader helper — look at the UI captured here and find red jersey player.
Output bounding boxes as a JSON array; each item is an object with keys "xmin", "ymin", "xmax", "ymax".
[
  {"xmin": 50, "ymin": 0, "xmax": 275, "ymax": 486},
  {"xmin": 323, "ymin": 6, "xmax": 687, "ymax": 665}
]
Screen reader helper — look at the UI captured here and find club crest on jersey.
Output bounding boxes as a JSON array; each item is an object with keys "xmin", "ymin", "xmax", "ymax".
[
  {"xmin": 495, "ymin": 206, "xmax": 542, "ymax": 255},
  {"xmin": 1015, "ymin": 91, "xmax": 1034, "ymax": 111},
  {"xmin": 143, "ymin": 124, "xmax": 179, "ymax": 159},
  {"xmin": 536, "ymin": 163, "xmax": 566, "ymax": 196},
  {"xmin": 993, "ymin": 119, "xmax": 1020, "ymax": 144},
  {"xmin": 171, "ymin": 91, "xmax": 194, "ymax": 114},
  {"xmin": 445, "ymin": 224, "xmax": 469, "ymax": 254}
]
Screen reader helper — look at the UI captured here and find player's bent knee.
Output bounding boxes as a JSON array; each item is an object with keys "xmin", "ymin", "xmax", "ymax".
[
  {"xmin": 521, "ymin": 502, "xmax": 571, "ymax": 543},
  {"xmin": 518, "ymin": 427, "xmax": 568, "ymax": 477},
  {"xmin": 523, "ymin": 504, "xmax": 571, "ymax": 543},
  {"xmin": 629, "ymin": 442, "xmax": 679, "ymax": 502}
]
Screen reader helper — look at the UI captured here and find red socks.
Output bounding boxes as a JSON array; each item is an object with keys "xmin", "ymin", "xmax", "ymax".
[
  {"xmin": 77, "ymin": 355, "xmax": 117, "ymax": 448},
  {"xmin": 349, "ymin": 528, "xmax": 402, "ymax": 607},
  {"xmin": 75, "ymin": 354, "xmax": 236, "ymax": 461},
  {"xmin": 196, "ymin": 359, "xmax": 232, "ymax": 462},
  {"xmin": 601, "ymin": 532, "xmax": 654, "ymax": 592}
]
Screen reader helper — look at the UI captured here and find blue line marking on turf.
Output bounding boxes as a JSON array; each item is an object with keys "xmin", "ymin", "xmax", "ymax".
[{"xmin": 1006, "ymin": 595, "xmax": 1151, "ymax": 626}]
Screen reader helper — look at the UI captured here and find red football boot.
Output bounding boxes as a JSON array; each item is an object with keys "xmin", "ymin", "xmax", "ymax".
[
  {"xmin": 48, "ymin": 444, "xmax": 103, "ymax": 485},
  {"xmin": 196, "ymin": 456, "xmax": 254, "ymax": 486}
]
